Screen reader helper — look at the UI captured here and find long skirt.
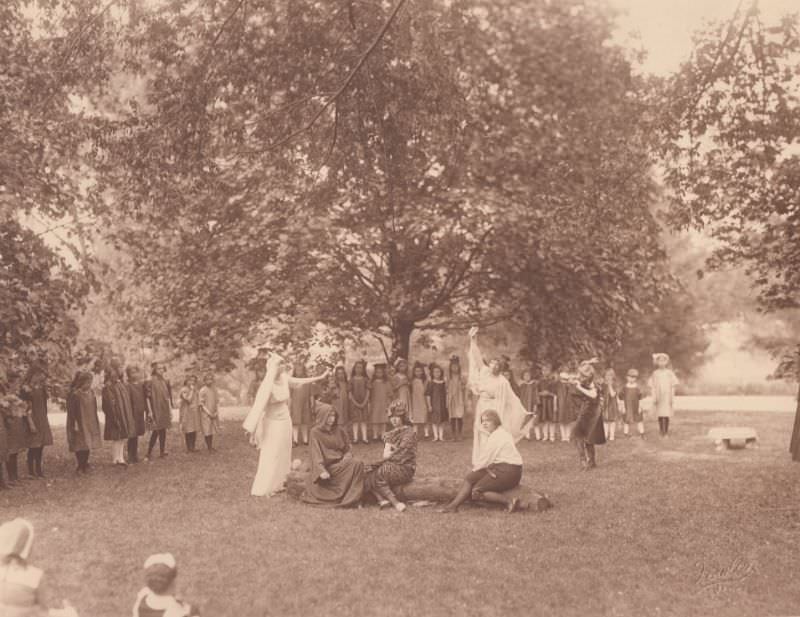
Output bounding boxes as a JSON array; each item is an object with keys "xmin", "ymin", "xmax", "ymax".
[
  {"xmin": 250, "ymin": 416, "xmax": 293, "ymax": 497},
  {"xmin": 302, "ymin": 458, "xmax": 365, "ymax": 507},
  {"xmin": 574, "ymin": 409, "xmax": 606, "ymax": 445}
]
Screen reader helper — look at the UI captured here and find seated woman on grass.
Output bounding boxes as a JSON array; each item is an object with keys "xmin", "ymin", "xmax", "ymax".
[
  {"xmin": 365, "ymin": 399, "xmax": 417, "ymax": 512},
  {"xmin": 302, "ymin": 403, "xmax": 365, "ymax": 507},
  {"xmin": 438, "ymin": 410, "xmax": 523, "ymax": 514}
]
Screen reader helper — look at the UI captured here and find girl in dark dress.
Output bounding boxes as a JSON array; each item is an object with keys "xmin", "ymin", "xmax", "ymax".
[
  {"xmin": 302, "ymin": 403, "xmax": 365, "ymax": 507},
  {"xmin": 66, "ymin": 370, "xmax": 102, "ymax": 473},
  {"xmin": 349, "ymin": 360, "xmax": 370, "ymax": 445},
  {"xmin": 145, "ymin": 362, "xmax": 173, "ymax": 459},
  {"xmin": 19, "ymin": 365, "xmax": 52, "ymax": 478},
  {"xmin": 425, "ymin": 363, "xmax": 448, "ymax": 442},
  {"xmin": 3, "ymin": 370, "xmax": 31, "ymax": 485},
  {"xmin": 126, "ymin": 365, "xmax": 149, "ymax": 463},
  {"xmin": 102, "ymin": 366, "xmax": 135, "ymax": 466},
  {"xmin": 571, "ymin": 360, "xmax": 606, "ymax": 470},
  {"xmin": 365, "ymin": 399, "xmax": 417, "ymax": 512}
]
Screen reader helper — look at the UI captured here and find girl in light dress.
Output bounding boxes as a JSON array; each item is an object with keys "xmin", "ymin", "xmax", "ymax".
[
  {"xmin": 410, "ymin": 362, "xmax": 429, "ymax": 438},
  {"xmin": 649, "ymin": 353, "xmax": 679, "ymax": 438}
]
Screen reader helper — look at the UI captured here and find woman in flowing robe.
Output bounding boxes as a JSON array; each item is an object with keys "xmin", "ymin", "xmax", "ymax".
[
  {"xmin": 467, "ymin": 327, "xmax": 534, "ymax": 467},
  {"xmin": 302, "ymin": 403, "xmax": 365, "ymax": 507},
  {"xmin": 243, "ymin": 353, "xmax": 328, "ymax": 497}
]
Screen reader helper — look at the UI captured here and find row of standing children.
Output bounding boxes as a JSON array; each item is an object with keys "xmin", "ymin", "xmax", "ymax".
[
  {"xmin": 289, "ymin": 356, "xmax": 471, "ymax": 446},
  {"xmin": 514, "ymin": 354, "xmax": 678, "ymax": 444},
  {"xmin": 0, "ymin": 359, "xmax": 222, "ymax": 487}
]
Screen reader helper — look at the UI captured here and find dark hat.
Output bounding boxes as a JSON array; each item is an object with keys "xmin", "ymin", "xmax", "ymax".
[
  {"xmin": 373, "ymin": 362, "xmax": 388, "ymax": 370},
  {"xmin": 449, "ymin": 355, "xmax": 460, "ymax": 364}
]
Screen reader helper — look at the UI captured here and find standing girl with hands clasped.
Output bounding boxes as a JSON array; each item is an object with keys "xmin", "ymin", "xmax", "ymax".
[
  {"xmin": 349, "ymin": 360, "xmax": 370, "ymax": 445},
  {"xmin": 426, "ymin": 363, "xmax": 448, "ymax": 442}
]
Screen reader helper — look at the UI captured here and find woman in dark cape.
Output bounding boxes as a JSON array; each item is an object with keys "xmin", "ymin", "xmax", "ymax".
[{"xmin": 302, "ymin": 403, "xmax": 364, "ymax": 507}]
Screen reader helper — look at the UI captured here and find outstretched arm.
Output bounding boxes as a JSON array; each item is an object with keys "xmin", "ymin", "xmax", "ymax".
[
  {"xmin": 289, "ymin": 370, "xmax": 330, "ymax": 388},
  {"xmin": 467, "ymin": 328, "xmax": 486, "ymax": 392}
]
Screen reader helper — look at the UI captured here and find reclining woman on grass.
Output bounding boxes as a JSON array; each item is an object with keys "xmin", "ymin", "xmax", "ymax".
[
  {"xmin": 364, "ymin": 399, "xmax": 417, "ymax": 512},
  {"xmin": 302, "ymin": 403, "xmax": 365, "ymax": 507},
  {"xmin": 438, "ymin": 410, "xmax": 523, "ymax": 514}
]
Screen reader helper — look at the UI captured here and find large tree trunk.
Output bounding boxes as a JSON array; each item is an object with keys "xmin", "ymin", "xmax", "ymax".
[
  {"xmin": 285, "ymin": 470, "xmax": 553, "ymax": 512},
  {"xmin": 392, "ymin": 320, "xmax": 415, "ymax": 360}
]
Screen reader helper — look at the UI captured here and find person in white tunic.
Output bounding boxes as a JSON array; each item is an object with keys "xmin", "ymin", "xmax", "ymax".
[
  {"xmin": 243, "ymin": 353, "xmax": 329, "ymax": 497},
  {"xmin": 467, "ymin": 327, "xmax": 533, "ymax": 467},
  {"xmin": 438, "ymin": 410, "xmax": 524, "ymax": 513}
]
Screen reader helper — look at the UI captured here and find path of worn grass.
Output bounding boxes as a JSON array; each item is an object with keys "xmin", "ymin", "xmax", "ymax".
[{"xmin": 1, "ymin": 411, "xmax": 798, "ymax": 617}]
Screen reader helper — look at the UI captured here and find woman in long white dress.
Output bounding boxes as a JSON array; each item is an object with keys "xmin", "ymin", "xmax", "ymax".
[
  {"xmin": 467, "ymin": 327, "xmax": 533, "ymax": 467},
  {"xmin": 243, "ymin": 353, "xmax": 329, "ymax": 497}
]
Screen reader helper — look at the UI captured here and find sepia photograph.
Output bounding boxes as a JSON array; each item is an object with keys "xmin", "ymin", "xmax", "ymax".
[{"xmin": 1, "ymin": 0, "xmax": 799, "ymax": 615}]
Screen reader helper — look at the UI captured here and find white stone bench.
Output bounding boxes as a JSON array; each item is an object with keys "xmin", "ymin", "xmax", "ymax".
[{"xmin": 707, "ymin": 427, "xmax": 759, "ymax": 450}]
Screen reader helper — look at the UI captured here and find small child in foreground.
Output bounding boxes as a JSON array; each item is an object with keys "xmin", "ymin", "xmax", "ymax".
[
  {"xmin": 133, "ymin": 553, "xmax": 200, "ymax": 617},
  {"xmin": 0, "ymin": 518, "xmax": 79, "ymax": 616}
]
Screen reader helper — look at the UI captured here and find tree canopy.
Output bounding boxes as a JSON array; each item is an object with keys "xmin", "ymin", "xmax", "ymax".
[{"xmin": 89, "ymin": 0, "xmax": 671, "ymax": 368}]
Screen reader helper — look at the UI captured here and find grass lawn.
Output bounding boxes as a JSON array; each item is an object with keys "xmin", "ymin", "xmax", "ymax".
[{"xmin": 1, "ymin": 409, "xmax": 799, "ymax": 617}]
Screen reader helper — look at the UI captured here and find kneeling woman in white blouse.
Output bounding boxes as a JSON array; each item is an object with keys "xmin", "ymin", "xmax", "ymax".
[{"xmin": 439, "ymin": 410, "xmax": 523, "ymax": 513}]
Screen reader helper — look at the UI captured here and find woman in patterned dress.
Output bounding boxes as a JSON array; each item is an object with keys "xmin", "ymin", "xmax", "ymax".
[{"xmin": 365, "ymin": 399, "xmax": 417, "ymax": 512}]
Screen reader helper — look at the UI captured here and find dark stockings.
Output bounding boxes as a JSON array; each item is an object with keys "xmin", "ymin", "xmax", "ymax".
[
  {"xmin": 658, "ymin": 417, "xmax": 671, "ymax": 435},
  {"xmin": 184, "ymin": 432, "xmax": 197, "ymax": 452},
  {"xmin": 127, "ymin": 437, "xmax": 139, "ymax": 463},
  {"xmin": 26, "ymin": 447, "xmax": 44, "ymax": 477},
  {"xmin": 75, "ymin": 450, "xmax": 90, "ymax": 473},
  {"xmin": 147, "ymin": 429, "xmax": 167, "ymax": 457},
  {"xmin": 204, "ymin": 435, "xmax": 214, "ymax": 451},
  {"xmin": 6, "ymin": 453, "xmax": 19, "ymax": 483}
]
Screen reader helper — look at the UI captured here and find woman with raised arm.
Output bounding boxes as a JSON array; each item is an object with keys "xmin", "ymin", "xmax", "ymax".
[
  {"xmin": 467, "ymin": 327, "xmax": 533, "ymax": 467},
  {"xmin": 243, "ymin": 352, "xmax": 329, "ymax": 497}
]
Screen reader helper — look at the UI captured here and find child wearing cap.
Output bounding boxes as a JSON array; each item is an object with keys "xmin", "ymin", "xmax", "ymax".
[
  {"xmin": 648, "ymin": 353, "xmax": 679, "ymax": 438},
  {"xmin": 0, "ymin": 518, "xmax": 79, "ymax": 616},
  {"xmin": 133, "ymin": 553, "xmax": 200, "ymax": 617},
  {"xmin": 619, "ymin": 369, "xmax": 645, "ymax": 438}
]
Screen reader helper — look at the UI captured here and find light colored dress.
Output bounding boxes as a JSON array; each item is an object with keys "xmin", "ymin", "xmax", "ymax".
[
  {"xmin": 198, "ymin": 385, "xmax": 220, "ymax": 436},
  {"xmin": 410, "ymin": 378, "xmax": 428, "ymax": 424},
  {"xmin": 447, "ymin": 375, "xmax": 468, "ymax": 419},
  {"xmin": 179, "ymin": 386, "xmax": 202, "ymax": 434},
  {"xmin": 243, "ymin": 358, "xmax": 324, "ymax": 497},
  {"xmin": 648, "ymin": 368, "xmax": 679, "ymax": 418},
  {"xmin": 468, "ymin": 338, "xmax": 533, "ymax": 467}
]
